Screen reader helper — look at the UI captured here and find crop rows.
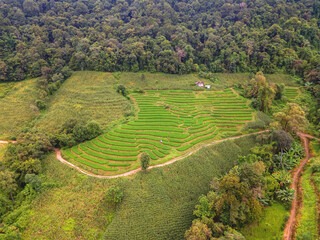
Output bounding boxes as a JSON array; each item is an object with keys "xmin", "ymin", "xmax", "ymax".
[
  {"xmin": 61, "ymin": 89, "xmax": 254, "ymax": 175},
  {"xmin": 284, "ymin": 87, "xmax": 299, "ymax": 100}
]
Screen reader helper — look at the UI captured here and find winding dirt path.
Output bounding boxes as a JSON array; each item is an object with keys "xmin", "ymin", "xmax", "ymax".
[
  {"xmin": 54, "ymin": 130, "xmax": 268, "ymax": 179},
  {"xmin": 283, "ymin": 132, "xmax": 319, "ymax": 240}
]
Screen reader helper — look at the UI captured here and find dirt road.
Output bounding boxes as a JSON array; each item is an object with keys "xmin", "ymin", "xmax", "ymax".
[{"xmin": 283, "ymin": 132, "xmax": 315, "ymax": 240}]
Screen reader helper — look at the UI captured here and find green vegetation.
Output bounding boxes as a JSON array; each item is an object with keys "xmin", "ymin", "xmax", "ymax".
[
  {"xmin": 1, "ymin": 0, "xmax": 319, "ymax": 82},
  {"xmin": 21, "ymin": 154, "xmax": 120, "ymax": 240},
  {"xmin": 0, "ymin": 0, "xmax": 319, "ymax": 238},
  {"xmin": 105, "ymin": 186, "xmax": 124, "ymax": 205},
  {"xmin": 296, "ymin": 164, "xmax": 317, "ymax": 240},
  {"xmin": 185, "ymin": 130, "xmax": 303, "ymax": 239},
  {"xmin": 103, "ymin": 135, "xmax": 259, "ymax": 240},
  {"xmin": 0, "ymin": 132, "xmax": 258, "ymax": 239},
  {"xmin": 284, "ymin": 87, "xmax": 300, "ymax": 100},
  {"xmin": 33, "ymin": 72, "xmax": 131, "ymax": 134},
  {"xmin": 0, "ymin": 79, "xmax": 39, "ymax": 139},
  {"xmin": 62, "ymin": 88, "xmax": 255, "ymax": 175},
  {"xmin": 0, "ymin": 82, "xmax": 15, "ymax": 99},
  {"xmin": 241, "ymin": 203, "xmax": 289, "ymax": 240},
  {"xmin": 140, "ymin": 152, "xmax": 150, "ymax": 171},
  {"xmin": 0, "ymin": 144, "xmax": 5, "ymax": 160}
]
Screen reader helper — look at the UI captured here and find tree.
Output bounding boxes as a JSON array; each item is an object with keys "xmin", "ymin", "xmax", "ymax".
[
  {"xmin": 0, "ymin": 62, "xmax": 8, "ymax": 80},
  {"xmin": 140, "ymin": 152, "xmax": 150, "ymax": 171},
  {"xmin": 272, "ymin": 130, "xmax": 293, "ymax": 169},
  {"xmin": 51, "ymin": 73, "xmax": 64, "ymax": 83},
  {"xmin": 105, "ymin": 186, "xmax": 124, "ymax": 204},
  {"xmin": 72, "ymin": 125, "xmax": 88, "ymax": 143},
  {"xmin": 23, "ymin": 0, "xmax": 39, "ymax": 17},
  {"xmin": 0, "ymin": 170, "xmax": 18, "ymax": 202},
  {"xmin": 86, "ymin": 121, "xmax": 103, "ymax": 140},
  {"xmin": 25, "ymin": 174, "xmax": 42, "ymax": 192},
  {"xmin": 41, "ymin": 66, "xmax": 51, "ymax": 81},
  {"xmin": 116, "ymin": 85, "xmax": 128, "ymax": 98},
  {"xmin": 273, "ymin": 103, "xmax": 308, "ymax": 133},
  {"xmin": 245, "ymin": 72, "xmax": 276, "ymax": 112},
  {"xmin": 185, "ymin": 220, "xmax": 212, "ymax": 240}
]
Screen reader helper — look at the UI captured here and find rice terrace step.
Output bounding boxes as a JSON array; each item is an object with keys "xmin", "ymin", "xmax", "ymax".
[{"xmin": 61, "ymin": 88, "xmax": 255, "ymax": 176}]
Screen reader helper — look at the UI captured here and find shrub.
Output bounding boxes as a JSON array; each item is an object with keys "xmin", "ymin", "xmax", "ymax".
[
  {"xmin": 61, "ymin": 66, "xmax": 72, "ymax": 79},
  {"xmin": 116, "ymin": 85, "xmax": 128, "ymax": 98},
  {"xmin": 140, "ymin": 152, "xmax": 150, "ymax": 170},
  {"xmin": 35, "ymin": 99, "xmax": 46, "ymax": 110},
  {"xmin": 25, "ymin": 174, "xmax": 42, "ymax": 192},
  {"xmin": 86, "ymin": 121, "xmax": 102, "ymax": 140},
  {"xmin": 112, "ymin": 72, "xmax": 121, "ymax": 80},
  {"xmin": 311, "ymin": 158, "xmax": 320, "ymax": 173},
  {"xmin": 281, "ymin": 214, "xmax": 290, "ymax": 230},
  {"xmin": 72, "ymin": 125, "xmax": 88, "ymax": 143},
  {"xmin": 276, "ymin": 188, "xmax": 295, "ymax": 206},
  {"xmin": 242, "ymin": 119, "xmax": 265, "ymax": 131},
  {"xmin": 105, "ymin": 186, "xmax": 124, "ymax": 204}
]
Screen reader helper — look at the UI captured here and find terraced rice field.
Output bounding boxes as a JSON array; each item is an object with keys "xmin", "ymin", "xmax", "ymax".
[
  {"xmin": 61, "ymin": 89, "xmax": 255, "ymax": 175},
  {"xmin": 284, "ymin": 87, "xmax": 300, "ymax": 100}
]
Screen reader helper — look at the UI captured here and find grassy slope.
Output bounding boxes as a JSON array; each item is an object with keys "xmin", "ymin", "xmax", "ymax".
[
  {"xmin": 115, "ymin": 72, "xmax": 295, "ymax": 90},
  {"xmin": 0, "ymin": 79, "xmax": 39, "ymax": 139},
  {"xmin": 103, "ymin": 135, "xmax": 258, "ymax": 240},
  {"xmin": 33, "ymin": 71, "xmax": 131, "ymax": 133},
  {"xmin": 0, "ymin": 71, "xmax": 293, "ymax": 138},
  {"xmin": 23, "ymin": 153, "xmax": 122, "ymax": 240},
  {"xmin": 296, "ymin": 164, "xmax": 317, "ymax": 240},
  {"xmin": 0, "ymin": 143, "xmax": 6, "ymax": 159},
  {"xmin": 214, "ymin": 73, "xmax": 296, "ymax": 87},
  {"xmin": 241, "ymin": 203, "xmax": 289, "ymax": 240},
  {"xmin": 23, "ymin": 134, "xmax": 259, "ymax": 240}
]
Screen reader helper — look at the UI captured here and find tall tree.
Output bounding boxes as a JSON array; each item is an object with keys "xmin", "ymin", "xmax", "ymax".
[{"xmin": 273, "ymin": 103, "xmax": 309, "ymax": 133}]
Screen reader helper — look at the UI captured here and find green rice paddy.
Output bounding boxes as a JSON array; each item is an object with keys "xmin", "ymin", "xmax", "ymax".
[
  {"xmin": 62, "ymin": 89, "xmax": 255, "ymax": 175},
  {"xmin": 284, "ymin": 87, "xmax": 300, "ymax": 100}
]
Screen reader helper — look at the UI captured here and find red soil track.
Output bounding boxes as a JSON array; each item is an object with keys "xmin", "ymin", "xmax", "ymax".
[{"xmin": 283, "ymin": 132, "xmax": 320, "ymax": 240}]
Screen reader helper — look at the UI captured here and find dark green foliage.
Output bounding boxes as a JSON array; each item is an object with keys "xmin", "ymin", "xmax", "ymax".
[
  {"xmin": 105, "ymin": 186, "xmax": 124, "ymax": 205},
  {"xmin": 186, "ymin": 161, "xmax": 266, "ymax": 238},
  {"xmin": 85, "ymin": 121, "xmax": 103, "ymax": 140},
  {"xmin": 244, "ymin": 72, "xmax": 278, "ymax": 112},
  {"xmin": 35, "ymin": 99, "xmax": 46, "ymax": 110},
  {"xmin": 25, "ymin": 174, "xmax": 42, "ymax": 192},
  {"xmin": 140, "ymin": 152, "xmax": 150, "ymax": 171},
  {"xmin": 0, "ymin": 192, "xmax": 12, "ymax": 217},
  {"xmin": 61, "ymin": 67, "xmax": 72, "ymax": 79},
  {"xmin": 116, "ymin": 85, "xmax": 128, "ymax": 98},
  {"xmin": 188, "ymin": 133, "xmax": 304, "ymax": 238},
  {"xmin": 0, "ymin": 0, "xmax": 319, "ymax": 82},
  {"xmin": 72, "ymin": 121, "xmax": 103, "ymax": 144},
  {"xmin": 3, "ymin": 133, "xmax": 51, "ymax": 183},
  {"xmin": 275, "ymin": 188, "xmax": 295, "ymax": 206},
  {"xmin": 275, "ymin": 84, "xmax": 285, "ymax": 100},
  {"xmin": 311, "ymin": 158, "xmax": 320, "ymax": 173},
  {"xmin": 72, "ymin": 125, "xmax": 89, "ymax": 143}
]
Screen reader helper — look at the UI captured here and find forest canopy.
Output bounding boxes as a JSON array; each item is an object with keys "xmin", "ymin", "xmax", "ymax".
[{"xmin": 0, "ymin": 0, "xmax": 319, "ymax": 80}]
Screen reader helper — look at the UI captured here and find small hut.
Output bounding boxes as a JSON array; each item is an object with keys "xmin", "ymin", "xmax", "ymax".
[{"xmin": 195, "ymin": 81, "xmax": 204, "ymax": 87}]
